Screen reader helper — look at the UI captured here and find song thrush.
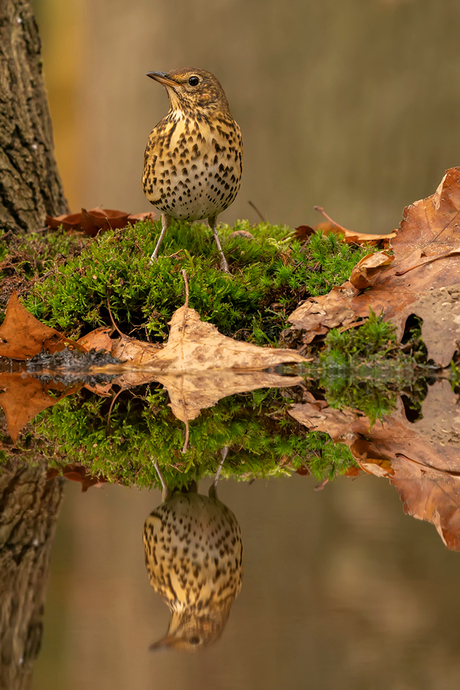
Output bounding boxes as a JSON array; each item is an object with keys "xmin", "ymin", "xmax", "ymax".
[
  {"xmin": 143, "ymin": 67, "xmax": 243, "ymax": 272},
  {"xmin": 143, "ymin": 451, "xmax": 243, "ymax": 651}
]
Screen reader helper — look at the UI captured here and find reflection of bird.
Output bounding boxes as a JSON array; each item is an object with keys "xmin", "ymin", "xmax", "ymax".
[
  {"xmin": 143, "ymin": 67, "xmax": 243, "ymax": 272},
  {"xmin": 143, "ymin": 450, "xmax": 243, "ymax": 651}
]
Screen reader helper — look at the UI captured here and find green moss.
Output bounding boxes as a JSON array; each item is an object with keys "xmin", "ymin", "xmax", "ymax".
[
  {"xmin": 320, "ymin": 309, "xmax": 397, "ymax": 365},
  {"xmin": 28, "ymin": 386, "xmax": 356, "ymax": 488},
  {"xmin": 21, "ymin": 220, "xmax": 373, "ymax": 343}
]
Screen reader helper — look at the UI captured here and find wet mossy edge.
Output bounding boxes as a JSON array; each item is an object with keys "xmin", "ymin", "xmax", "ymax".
[{"xmin": 0, "ymin": 219, "xmax": 432, "ymax": 487}]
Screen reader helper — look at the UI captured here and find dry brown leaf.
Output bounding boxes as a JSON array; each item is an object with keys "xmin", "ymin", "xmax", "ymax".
[
  {"xmin": 289, "ymin": 167, "xmax": 460, "ymax": 365},
  {"xmin": 77, "ymin": 327, "xmax": 113, "ymax": 352},
  {"xmin": 102, "ymin": 306, "xmax": 307, "ymax": 373},
  {"xmin": 295, "ymin": 222, "xmax": 396, "ymax": 246},
  {"xmin": 349, "ymin": 251, "xmax": 394, "ymax": 290},
  {"xmin": 111, "ymin": 336, "xmax": 162, "ymax": 365},
  {"xmin": 288, "ymin": 285, "xmax": 358, "ymax": 342},
  {"xmin": 0, "ymin": 292, "xmax": 80, "ymax": 359},
  {"xmin": 46, "ymin": 208, "xmax": 155, "ymax": 237},
  {"xmin": 290, "ymin": 380, "xmax": 460, "ymax": 551}
]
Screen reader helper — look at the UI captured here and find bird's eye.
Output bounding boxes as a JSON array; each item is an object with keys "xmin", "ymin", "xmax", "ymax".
[
  {"xmin": 189, "ymin": 636, "xmax": 200, "ymax": 645},
  {"xmin": 188, "ymin": 76, "xmax": 199, "ymax": 86}
]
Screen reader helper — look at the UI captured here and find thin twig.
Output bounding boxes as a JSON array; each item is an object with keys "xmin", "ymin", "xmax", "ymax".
[
  {"xmin": 248, "ymin": 200, "xmax": 266, "ymax": 223},
  {"xmin": 181, "ymin": 269, "xmax": 189, "ymax": 310},
  {"xmin": 181, "ymin": 419, "xmax": 190, "ymax": 454},
  {"xmin": 106, "ymin": 297, "xmax": 125, "ymax": 338},
  {"xmin": 314, "ymin": 205, "xmax": 350, "ymax": 234},
  {"xmin": 106, "ymin": 387, "xmax": 123, "ymax": 435}
]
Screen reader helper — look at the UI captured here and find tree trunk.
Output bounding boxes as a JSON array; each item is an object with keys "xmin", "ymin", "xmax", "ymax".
[
  {"xmin": 0, "ymin": 465, "xmax": 63, "ymax": 690},
  {"xmin": 0, "ymin": 0, "xmax": 68, "ymax": 234},
  {"xmin": 0, "ymin": 0, "xmax": 68, "ymax": 686}
]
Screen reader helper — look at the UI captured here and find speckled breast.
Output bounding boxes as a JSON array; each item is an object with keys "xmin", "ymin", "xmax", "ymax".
[
  {"xmin": 143, "ymin": 492, "xmax": 243, "ymax": 611},
  {"xmin": 143, "ymin": 112, "xmax": 243, "ymax": 221}
]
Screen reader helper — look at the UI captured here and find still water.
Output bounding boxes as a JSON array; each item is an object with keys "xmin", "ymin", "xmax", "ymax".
[{"xmin": 32, "ymin": 460, "xmax": 460, "ymax": 690}]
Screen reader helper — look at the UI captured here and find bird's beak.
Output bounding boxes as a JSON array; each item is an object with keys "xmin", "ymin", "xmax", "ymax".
[
  {"xmin": 148, "ymin": 634, "xmax": 176, "ymax": 651},
  {"xmin": 146, "ymin": 72, "xmax": 178, "ymax": 88}
]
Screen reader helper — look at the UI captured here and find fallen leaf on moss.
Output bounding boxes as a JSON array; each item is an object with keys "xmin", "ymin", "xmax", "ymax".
[
  {"xmin": 84, "ymin": 306, "xmax": 307, "ymax": 373},
  {"xmin": 289, "ymin": 167, "xmax": 460, "ymax": 365},
  {"xmin": 0, "ymin": 292, "xmax": 81, "ymax": 359},
  {"xmin": 141, "ymin": 306, "xmax": 307, "ymax": 373},
  {"xmin": 46, "ymin": 208, "xmax": 155, "ymax": 236},
  {"xmin": 295, "ymin": 222, "xmax": 396, "ymax": 246},
  {"xmin": 288, "ymin": 286, "xmax": 358, "ymax": 344}
]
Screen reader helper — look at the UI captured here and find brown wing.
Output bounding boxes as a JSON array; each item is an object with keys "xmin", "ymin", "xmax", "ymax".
[{"xmin": 142, "ymin": 114, "xmax": 179, "ymax": 205}]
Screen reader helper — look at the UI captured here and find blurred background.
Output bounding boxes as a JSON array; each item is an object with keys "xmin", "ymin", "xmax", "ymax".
[
  {"xmin": 33, "ymin": 0, "xmax": 460, "ymax": 235},
  {"xmin": 29, "ymin": 1, "xmax": 460, "ymax": 688}
]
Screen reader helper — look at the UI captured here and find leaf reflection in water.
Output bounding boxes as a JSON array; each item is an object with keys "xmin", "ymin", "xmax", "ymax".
[{"xmin": 290, "ymin": 379, "xmax": 460, "ymax": 551}]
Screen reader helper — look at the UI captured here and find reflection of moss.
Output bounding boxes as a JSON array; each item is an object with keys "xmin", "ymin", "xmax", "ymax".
[
  {"xmin": 19, "ymin": 221, "xmax": 371, "ymax": 343},
  {"xmin": 317, "ymin": 311, "xmax": 425, "ymax": 424},
  {"xmin": 29, "ymin": 386, "xmax": 356, "ymax": 487}
]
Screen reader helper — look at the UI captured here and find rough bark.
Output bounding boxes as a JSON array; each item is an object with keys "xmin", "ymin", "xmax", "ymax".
[
  {"xmin": 0, "ymin": 465, "xmax": 63, "ymax": 690},
  {"xmin": 0, "ymin": 0, "xmax": 67, "ymax": 685},
  {"xmin": 0, "ymin": 0, "xmax": 68, "ymax": 234}
]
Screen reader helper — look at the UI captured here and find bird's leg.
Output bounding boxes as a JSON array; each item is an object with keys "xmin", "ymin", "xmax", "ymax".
[
  {"xmin": 153, "ymin": 459, "xmax": 172, "ymax": 502},
  {"xmin": 209, "ymin": 446, "xmax": 228, "ymax": 498},
  {"xmin": 150, "ymin": 213, "xmax": 171, "ymax": 263},
  {"xmin": 209, "ymin": 214, "xmax": 229, "ymax": 273}
]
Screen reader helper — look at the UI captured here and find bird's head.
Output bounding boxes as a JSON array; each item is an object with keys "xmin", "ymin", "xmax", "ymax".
[
  {"xmin": 146, "ymin": 67, "xmax": 231, "ymax": 116},
  {"xmin": 148, "ymin": 608, "xmax": 230, "ymax": 652}
]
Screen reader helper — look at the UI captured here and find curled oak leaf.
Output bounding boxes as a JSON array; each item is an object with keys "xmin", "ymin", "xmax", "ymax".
[
  {"xmin": 0, "ymin": 292, "xmax": 81, "ymax": 360},
  {"xmin": 295, "ymin": 222, "xmax": 396, "ymax": 246},
  {"xmin": 289, "ymin": 167, "xmax": 460, "ymax": 364},
  {"xmin": 387, "ymin": 456, "xmax": 460, "ymax": 551}
]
